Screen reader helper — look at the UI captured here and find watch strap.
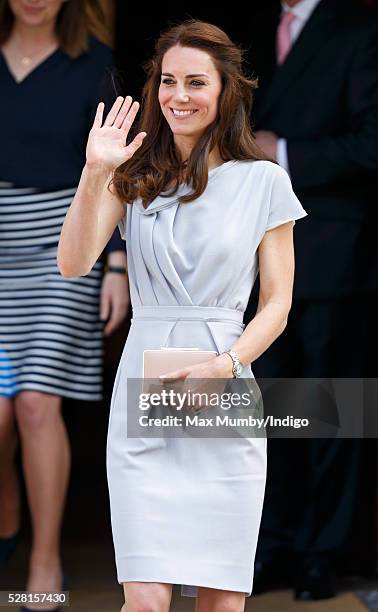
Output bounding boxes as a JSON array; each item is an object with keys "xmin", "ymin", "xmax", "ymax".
[
  {"xmin": 223, "ymin": 349, "xmax": 243, "ymax": 378},
  {"xmin": 106, "ymin": 265, "xmax": 127, "ymax": 275}
]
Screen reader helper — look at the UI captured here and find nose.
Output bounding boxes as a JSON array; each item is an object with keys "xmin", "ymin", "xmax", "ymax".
[{"xmin": 173, "ymin": 87, "xmax": 190, "ymax": 104}]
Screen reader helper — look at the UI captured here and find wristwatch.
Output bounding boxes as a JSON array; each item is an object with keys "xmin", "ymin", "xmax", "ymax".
[
  {"xmin": 106, "ymin": 265, "xmax": 127, "ymax": 275},
  {"xmin": 223, "ymin": 349, "xmax": 244, "ymax": 378}
]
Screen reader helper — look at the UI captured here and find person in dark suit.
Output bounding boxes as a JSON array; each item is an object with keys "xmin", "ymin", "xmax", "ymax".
[{"xmin": 244, "ymin": 0, "xmax": 378, "ymax": 600}]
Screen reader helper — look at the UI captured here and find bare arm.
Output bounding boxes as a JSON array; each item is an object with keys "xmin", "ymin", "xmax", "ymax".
[
  {"xmin": 57, "ymin": 164, "xmax": 119, "ymax": 276},
  {"xmin": 227, "ymin": 221, "xmax": 294, "ymax": 368},
  {"xmin": 57, "ymin": 96, "xmax": 146, "ymax": 277}
]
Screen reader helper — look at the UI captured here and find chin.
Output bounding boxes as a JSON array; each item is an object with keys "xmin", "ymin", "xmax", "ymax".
[
  {"xmin": 22, "ymin": 17, "xmax": 46, "ymax": 26},
  {"xmin": 166, "ymin": 120, "xmax": 204, "ymax": 137},
  {"xmin": 19, "ymin": 13, "xmax": 46, "ymax": 26},
  {"xmin": 170, "ymin": 126, "xmax": 198, "ymax": 136},
  {"xmin": 18, "ymin": 5, "xmax": 49, "ymax": 25}
]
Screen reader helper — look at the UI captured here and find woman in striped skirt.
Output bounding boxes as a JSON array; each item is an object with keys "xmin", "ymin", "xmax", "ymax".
[{"xmin": 0, "ymin": 1, "xmax": 128, "ymax": 608}]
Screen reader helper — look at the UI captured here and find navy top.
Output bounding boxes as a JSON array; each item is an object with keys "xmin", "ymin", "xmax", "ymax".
[{"xmin": 0, "ymin": 36, "xmax": 123, "ymax": 253}]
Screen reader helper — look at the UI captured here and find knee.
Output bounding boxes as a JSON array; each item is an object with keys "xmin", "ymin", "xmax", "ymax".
[
  {"xmin": 15, "ymin": 392, "xmax": 61, "ymax": 431},
  {"xmin": 123, "ymin": 592, "xmax": 169, "ymax": 612},
  {"xmin": 199, "ymin": 593, "xmax": 245, "ymax": 612}
]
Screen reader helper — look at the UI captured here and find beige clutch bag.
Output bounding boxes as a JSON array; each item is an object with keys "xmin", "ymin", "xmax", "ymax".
[{"xmin": 143, "ymin": 348, "xmax": 218, "ymax": 379}]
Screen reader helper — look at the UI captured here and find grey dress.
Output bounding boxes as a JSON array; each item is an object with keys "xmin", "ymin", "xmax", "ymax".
[{"xmin": 106, "ymin": 160, "xmax": 308, "ymax": 597}]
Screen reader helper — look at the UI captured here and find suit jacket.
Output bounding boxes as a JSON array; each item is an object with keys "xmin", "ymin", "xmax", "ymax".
[{"xmin": 248, "ymin": 0, "xmax": 378, "ymax": 299}]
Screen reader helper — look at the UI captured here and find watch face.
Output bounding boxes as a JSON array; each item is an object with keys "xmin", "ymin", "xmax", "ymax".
[{"xmin": 235, "ymin": 363, "xmax": 243, "ymax": 377}]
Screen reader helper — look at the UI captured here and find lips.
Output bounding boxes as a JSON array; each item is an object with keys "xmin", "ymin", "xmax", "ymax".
[
  {"xmin": 23, "ymin": 4, "xmax": 45, "ymax": 13},
  {"xmin": 24, "ymin": 7, "xmax": 44, "ymax": 13},
  {"xmin": 170, "ymin": 108, "xmax": 199, "ymax": 118}
]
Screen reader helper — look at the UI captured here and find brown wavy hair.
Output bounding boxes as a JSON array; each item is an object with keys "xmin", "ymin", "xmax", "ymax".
[
  {"xmin": 111, "ymin": 19, "xmax": 270, "ymax": 208},
  {"xmin": 0, "ymin": 0, "xmax": 111, "ymax": 57}
]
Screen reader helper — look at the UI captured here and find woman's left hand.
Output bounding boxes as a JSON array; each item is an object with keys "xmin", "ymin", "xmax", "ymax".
[
  {"xmin": 159, "ymin": 353, "xmax": 233, "ymax": 382},
  {"xmin": 100, "ymin": 272, "xmax": 130, "ymax": 336},
  {"xmin": 159, "ymin": 354, "xmax": 234, "ymax": 412}
]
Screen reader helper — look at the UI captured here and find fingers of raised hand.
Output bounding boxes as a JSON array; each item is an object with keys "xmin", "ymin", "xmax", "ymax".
[
  {"xmin": 113, "ymin": 96, "xmax": 133, "ymax": 128},
  {"xmin": 104, "ymin": 96, "xmax": 125, "ymax": 127},
  {"xmin": 102, "ymin": 96, "xmax": 141, "ymax": 137},
  {"xmin": 93, "ymin": 102, "xmax": 105, "ymax": 128},
  {"xmin": 120, "ymin": 100, "xmax": 140, "ymax": 134}
]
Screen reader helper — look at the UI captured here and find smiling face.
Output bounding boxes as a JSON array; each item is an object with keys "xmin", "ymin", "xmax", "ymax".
[
  {"xmin": 8, "ymin": 0, "xmax": 65, "ymax": 28},
  {"xmin": 158, "ymin": 45, "xmax": 223, "ymax": 145}
]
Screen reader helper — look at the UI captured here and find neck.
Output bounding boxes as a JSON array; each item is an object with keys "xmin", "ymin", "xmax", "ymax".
[
  {"xmin": 208, "ymin": 148, "xmax": 223, "ymax": 170},
  {"xmin": 10, "ymin": 19, "xmax": 57, "ymax": 51},
  {"xmin": 174, "ymin": 135, "xmax": 223, "ymax": 171},
  {"xmin": 174, "ymin": 134, "xmax": 197, "ymax": 163}
]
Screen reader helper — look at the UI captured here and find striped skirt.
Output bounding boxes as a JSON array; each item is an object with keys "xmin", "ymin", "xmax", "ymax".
[{"xmin": 0, "ymin": 184, "xmax": 104, "ymax": 401}]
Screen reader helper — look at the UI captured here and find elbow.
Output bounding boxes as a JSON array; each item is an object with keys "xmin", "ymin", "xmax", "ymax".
[
  {"xmin": 280, "ymin": 315, "xmax": 289, "ymax": 334},
  {"xmin": 57, "ymin": 254, "xmax": 69, "ymax": 277},
  {"xmin": 57, "ymin": 244, "xmax": 91, "ymax": 277},
  {"xmin": 57, "ymin": 243, "xmax": 74, "ymax": 277},
  {"xmin": 278, "ymin": 299, "xmax": 292, "ymax": 335},
  {"xmin": 280, "ymin": 299, "xmax": 292, "ymax": 331},
  {"xmin": 57, "ymin": 256, "xmax": 89, "ymax": 278},
  {"xmin": 273, "ymin": 316, "xmax": 288, "ymax": 343},
  {"xmin": 275, "ymin": 302, "xmax": 291, "ymax": 337},
  {"xmin": 58, "ymin": 266, "xmax": 89, "ymax": 278},
  {"xmin": 57, "ymin": 261, "xmax": 77, "ymax": 278}
]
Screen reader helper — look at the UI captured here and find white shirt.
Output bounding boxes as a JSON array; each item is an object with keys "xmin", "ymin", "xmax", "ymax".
[
  {"xmin": 282, "ymin": 0, "xmax": 323, "ymax": 43},
  {"xmin": 276, "ymin": 0, "xmax": 323, "ymax": 172}
]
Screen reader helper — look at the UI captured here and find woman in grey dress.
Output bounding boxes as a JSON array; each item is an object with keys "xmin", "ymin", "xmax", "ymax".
[{"xmin": 58, "ymin": 19, "xmax": 307, "ymax": 612}]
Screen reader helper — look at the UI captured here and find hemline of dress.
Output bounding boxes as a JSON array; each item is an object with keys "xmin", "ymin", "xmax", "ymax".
[
  {"xmin": 117, "ymin": 575, "xmax": 251, "ymax": 599},
  {"xmin": 115, "ymin": 556, "xmax": 253, "ymax": 599},
  {"xmin": 0, "ymin": 381, "xmax": 103, "ymax": 401}
]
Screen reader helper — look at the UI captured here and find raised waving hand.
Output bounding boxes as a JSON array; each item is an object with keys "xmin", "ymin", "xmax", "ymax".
[{"xmin": 86, "ymin": 96, "xmax": 147, "ymax": 171}]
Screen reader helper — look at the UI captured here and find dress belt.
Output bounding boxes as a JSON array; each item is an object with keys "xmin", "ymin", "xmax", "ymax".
[
  {"xmin": 131, "ymin": 305, "xmax": 244, "ymax": 325},
  {"xmin": 131, "ymin": 306, "xmax": 244, "ymax": 352}
]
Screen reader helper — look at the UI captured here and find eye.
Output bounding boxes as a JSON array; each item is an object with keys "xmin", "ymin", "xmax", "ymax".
[
  {"xmin": 190, "ymin": 80, "xmax": 205, "ymax": 87},
  {"xmin": 161, "ymin": 78, "xmax": 175, "ymax": 85}
]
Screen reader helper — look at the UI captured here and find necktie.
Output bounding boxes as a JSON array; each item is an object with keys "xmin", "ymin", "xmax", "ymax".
[{"xmin": 276, "ymin": 11, "xmax": 296, "ymax": 65}]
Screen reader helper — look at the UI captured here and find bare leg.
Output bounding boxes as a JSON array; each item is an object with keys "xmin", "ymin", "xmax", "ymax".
[
  {"xmin": 196, "ymin": 587, "xmax": 246, "ymax": 612},
  {"xmin": 121, "ymin": 582, "xmax": 173, "ymax": 612},
  {"xmin": 14, "ymin": 391, "xmax": 70, "ymax": 610},
  {"xmin": 0, "ymin": 396, "xmax": 20, "ymax": 537}
]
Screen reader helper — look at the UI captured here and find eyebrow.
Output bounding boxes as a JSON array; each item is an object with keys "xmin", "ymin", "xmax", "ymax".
[{"xmin": 161, "ymin": 72, "xmax": 210, "ymax": 78}]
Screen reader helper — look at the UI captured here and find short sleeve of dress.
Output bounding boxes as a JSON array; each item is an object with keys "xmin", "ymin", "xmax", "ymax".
[{"xmin": 265, "ymin": 165, "xmax": 308, "ymax": 231}]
